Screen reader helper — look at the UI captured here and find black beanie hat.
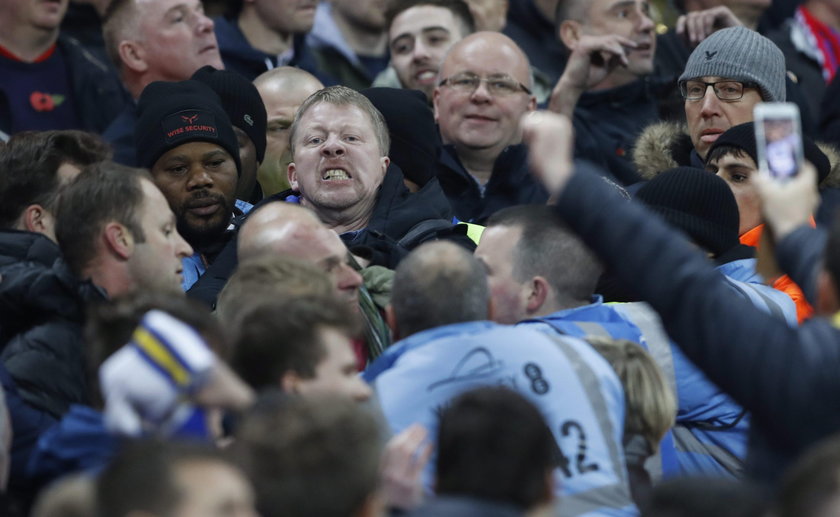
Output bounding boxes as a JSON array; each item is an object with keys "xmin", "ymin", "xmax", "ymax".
[
  {"xmin": 361, "ymin": 87, "xmax": 439, "ymax": 188},
  {"xmin": 708, "ymin": 121, "xmax": 831, "ymax": 184},
  {"xmin": 636, "ymin": 167, "xmax": 740, "ymax": 257},
  {"xmin": 192, "ymin": 65, "xmax": 267, "ymax": 163},
  {"xmin": 135, "ymin": 80, "xmax": 241, "ymax": 176}
]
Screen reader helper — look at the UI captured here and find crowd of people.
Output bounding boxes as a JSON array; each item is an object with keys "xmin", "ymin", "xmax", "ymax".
[{"xmin": 4, "ymin": 0, "xmax": 840, "ymax": 516}]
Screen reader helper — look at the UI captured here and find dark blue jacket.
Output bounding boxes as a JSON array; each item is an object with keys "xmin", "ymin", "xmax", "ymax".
[
  {"xmin": 101, "ymin": 102, "xmax": 138, "ymax": 167},
  {"xmin": 0, "ymin": 231, "xmax": 103, "ymax": 419},
  {"xmin": 0, "ymin": 36, "xmax": 128, "ymax": 136},
  {"xmin": 213, "ymin": 16, "xmax": 331, "ymax": 83},
  {"xmin": 503, "ymin": 0, "xmax": 567, "ymax": 85},
  {"xmin": 553, "ymin": 163, "xmax": 840, "ymax": 484},
  {"xmin": 437, "ymin": 144, "xmax": 548, "ymax": 224},
  {"xmin": 573, "ymin": 80, "xmax": 663, "ymax": 186}
]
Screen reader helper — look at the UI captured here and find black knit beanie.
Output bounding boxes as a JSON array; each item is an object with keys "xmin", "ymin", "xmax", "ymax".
[
  {"xmin": 636, "ymin": 167, "xmax": 740, "ymax": 257},
  {"xmin": 708, "ymin": 121, "xmax": 830, "ymax": 184},
  {"xmin": 361, "ymin": 87, "xmax": 439, "ymax": 188},
  {"xmin": 192, "ymin": 65, "xmax": 267, "ymax": 163},
  {"xmin": 135, "ymin": 80, "xmax": 242, "ymax": 175}
]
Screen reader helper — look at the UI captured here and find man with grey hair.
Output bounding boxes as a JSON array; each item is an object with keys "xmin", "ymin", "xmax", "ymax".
[
  {"xmin": 100, "ymin": 0, "xmax": 226, "ymax": 165},
  {"xmin": 634, "ymin": 26, "xmax": 787, "ymax": 177},
  {"xmin": 364, "ymin": 241, "xmax": 638, "ymax": 516},
  {"xmin": 261, "ymin": 85, "xmax": 466, "ymax": 268}
]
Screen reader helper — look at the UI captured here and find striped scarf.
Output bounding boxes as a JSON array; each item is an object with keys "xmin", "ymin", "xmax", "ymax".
[{"xmin": 798, "ymin": 5, "xmax": 840, "ymax": 82}]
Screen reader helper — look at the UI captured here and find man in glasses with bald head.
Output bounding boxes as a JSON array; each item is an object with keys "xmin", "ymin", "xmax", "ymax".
[{"xmin": 433, "ymin": 31, "xmax": 546, "ymax": 223}]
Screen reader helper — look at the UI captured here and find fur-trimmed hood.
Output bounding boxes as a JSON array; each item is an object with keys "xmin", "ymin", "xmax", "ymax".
[
  {"xmin": 633, "ymin": 121, "xmax": 695, "ymax": 180},
  {"xmin": 633, "ymin": 121, "xmax": 840, "ymax": 188}
]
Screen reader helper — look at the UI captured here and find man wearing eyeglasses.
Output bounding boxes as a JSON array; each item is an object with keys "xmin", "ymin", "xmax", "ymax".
[
  {"xmin": 433, "ymin": 31, "xmax": 545, "ymax": 223},
  {"xmin": 635, "ymin": 26, "xmax": 785, "ymax": 177}
]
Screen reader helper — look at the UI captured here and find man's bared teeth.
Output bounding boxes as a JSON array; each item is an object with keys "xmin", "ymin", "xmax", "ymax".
[{"xmin": 323, "ymin": 169, "xmax": 350, "ymax": 180}]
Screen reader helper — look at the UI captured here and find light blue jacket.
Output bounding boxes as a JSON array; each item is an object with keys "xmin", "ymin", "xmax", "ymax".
[{"xmin": 364, "ymin": 321, "xmax": 636, "ymax": 517}]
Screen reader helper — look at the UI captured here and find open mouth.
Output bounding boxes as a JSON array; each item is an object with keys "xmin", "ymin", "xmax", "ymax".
[
  {"xmin": 415, "ymin": 70, "xmax": 437, "ymax": 83},
  {"xmin": 322, "ymin": 168, "xmax": 351, "ymax": 181}
]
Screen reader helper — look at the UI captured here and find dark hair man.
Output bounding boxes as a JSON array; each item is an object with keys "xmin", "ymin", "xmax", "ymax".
[
  {"xmin": 364, "ymin": 241, "xmax": 637, "ymax": 515},
  {"xmin": 380, "ymin": 0, "xmax": 475, "ymax": 101},
  {"xmin": 56, "ymin": 161, "xmax": 193, "ymax": 300},
  {"xmin": 0, "ymin": 131, "xmax": 109, "ymax": 431},
  {"xmin": 97, "ymin": 439, "xmax": 258, "ymax": 517},
  {"xmin": 0, "ymin": 0, "xmax": 126, "ymax": 137},
  {"xmin": 134, "ymin": 79, "xmax": 242, "ymax": 305},
  {"xmin": 230, "ymin": 293, "xmax": 371, "ymax": 402},
  {"xmin": 234, "ymin": 393, "xmax": 383, "ymax": 517},
  {"xmin": 100, "ymin": 0, "xmax": 225, "ymax": 165},
  {"xmin": 550, "ymin": 0, "xmax": 658, "ymax": 186},
  {"xmin": 409, "ymin": 386, "xmax": 557, "ymax": 516}
]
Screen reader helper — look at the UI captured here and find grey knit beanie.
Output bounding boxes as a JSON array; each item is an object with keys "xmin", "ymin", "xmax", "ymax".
[{"xmin": 678, "ymin": 26, "xmax": 785, "ymax": 102}]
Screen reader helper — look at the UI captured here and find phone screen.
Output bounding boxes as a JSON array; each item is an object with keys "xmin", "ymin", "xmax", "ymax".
[{"xmin": 754, "ymin": 104, "xmax": 803, "ymax": 181}]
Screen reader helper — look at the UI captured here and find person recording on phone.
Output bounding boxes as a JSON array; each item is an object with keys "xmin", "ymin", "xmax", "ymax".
[
  {"xmin": 705, "ymin": 121, "xmax": 833, "ymax": 322},
  {"xmin": 519, "ymin": 108, "xmax": 840, "ymax": 485}
]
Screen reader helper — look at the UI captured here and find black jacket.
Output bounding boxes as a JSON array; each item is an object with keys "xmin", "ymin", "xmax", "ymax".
[
  {"xmin": 573, "ymin": 79, "xmax": 664, "ymax": 186},
  {"xmin": 437, "ymin": 144, "xmax": 548, "ymax": 224},
  {"xmin": 0, "ymin": 36, "xmax": 128, "ymax": 136},
  {"xmin": 503, "ymin": 0, "xmax": 567, "ymax": 85},
  {"xmin": 554, "ymin": 164, "xmax": 840, "ymax": 484},
  {"xmin": 264, "ymin": 164, "xmax": 470, "ymax": 268},
  {"xmin": 0, "ymin": 231, "xmax": 103, "ymax": 418}
]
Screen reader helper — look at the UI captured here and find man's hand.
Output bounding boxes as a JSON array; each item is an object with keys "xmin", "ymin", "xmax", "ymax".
[
  {"xmin": 755, "ymin": 162, "xmax": 820, "ymax": 240},
  {"xmin": 549, "ymin": 34, "xmax": 636, "ymax": 116},
  {"xmin": 676, "ymin": 6, "xmax": 742, "ymax": 48},
  {"xmin": 521, "ymin": 111, "xmax": 575, "ymax": 198},
  {"xmin": 380, "ymin": 424, "xmax": 432, "ymax": 511}
]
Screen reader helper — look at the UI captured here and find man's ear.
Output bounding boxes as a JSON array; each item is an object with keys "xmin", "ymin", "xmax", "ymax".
[
  {"xmin": 21, "ymin": 205, "xmax": 52, "ymax": 235},
  {"xmin": 558, "ymin": 20, "xmax": 582, "ymax": 49},
  {"xmin": 385, "ymin": 304, "xmax": 400, "ymax": 341},
  {"xmin": 287, "ymin": 162, "xmax": 299, "ymax": 192},
  {"xmin": 379, "ymin": 156, "xmax": 390, "ymax": 176},
  {"xmin": 103, "ymin": 222, "xmax": 133, "ymax": 260},
  {"xmin": 118, "ymin": 40, "xmax": 148, "ymax": 73},
  {"xmin": 432, "ymin": 87, "xmax": 441, "ymax": 122},
  {"xmin": 817, "ymin": 269, "xmax": 840, "ymax": 316},
  {"xmin": 526, "ymin": 276, "xmax": 550, "ymax": 315}
]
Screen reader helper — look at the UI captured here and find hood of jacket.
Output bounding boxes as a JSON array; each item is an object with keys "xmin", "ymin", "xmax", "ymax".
[{"xmin": 633, "ymin": 121, "xmax": 695, "ymax": 180}]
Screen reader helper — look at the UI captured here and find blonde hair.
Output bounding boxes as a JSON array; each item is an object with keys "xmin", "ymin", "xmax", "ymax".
[{"xmin": 587, "ymin": 337, "xmax": 676, "ymax": 449}]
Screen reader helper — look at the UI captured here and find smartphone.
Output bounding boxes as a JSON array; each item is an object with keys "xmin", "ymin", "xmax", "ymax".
[{"xmin": 754, "ymin": 103, "xmax": 803, "ymax": 181}]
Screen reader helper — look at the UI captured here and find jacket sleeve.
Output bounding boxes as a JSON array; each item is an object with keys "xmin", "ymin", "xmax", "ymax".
[
  {"xmin": 776, "ymin": 225, "xmax": 827, "ymax": 306},
  {"xmin": 552, "ymin": 164, "xmax": 840, "ymax": 447}
]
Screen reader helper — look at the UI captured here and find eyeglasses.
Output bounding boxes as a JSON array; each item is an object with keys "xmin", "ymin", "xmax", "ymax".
[
  {"xmin": 679, "ymin": 80, "xmax": 758, "ymax": 101},
  {"xmin": 438, "ymin": 72, "xmax": 532, "ymax": 96}
]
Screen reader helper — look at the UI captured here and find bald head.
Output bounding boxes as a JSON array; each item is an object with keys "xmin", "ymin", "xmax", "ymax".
[
  {"xmin": 441, "ymin": 31, "xmax": 531, "ymax": 90},
  {"xmin": 238, "ymin": 203, "xmax": 323, "ymax": 261},
  {"xmin": 391, "ymin": 241, "xmax": 489, "ymax": 337},
  {"xmin": 434, "ymin": 31, "xmax": 536, "ymax": 158},
  {"xmin": 254, "ymin": 67, "xmax": 325, "ymax": 196},
  {"xmin": 238, "ymin": 202, "xmax": 363, "ymax": 305}
]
